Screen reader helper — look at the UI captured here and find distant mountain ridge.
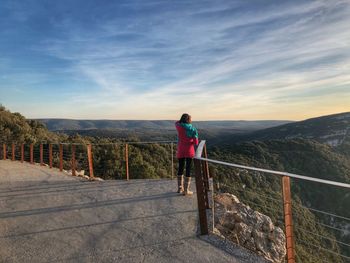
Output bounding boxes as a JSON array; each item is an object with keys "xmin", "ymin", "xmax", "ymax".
[
  {"xmin": 35, "ymin": 119, "xmax": 292, "ymax": 132},
  {"xmin": 224, "ymin": 112, "xmax": 350, "ymax": 147}
]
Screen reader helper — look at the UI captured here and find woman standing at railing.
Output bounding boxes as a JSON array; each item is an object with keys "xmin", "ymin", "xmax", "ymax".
[{"xmin": 175, "ymin": 113, "xmax": 199, "ymax": 196}]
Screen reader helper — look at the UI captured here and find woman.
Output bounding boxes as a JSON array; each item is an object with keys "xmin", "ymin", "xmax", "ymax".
[{"xmin": 175, "ymin": 113, "xmax": 199, "ymax": 196}]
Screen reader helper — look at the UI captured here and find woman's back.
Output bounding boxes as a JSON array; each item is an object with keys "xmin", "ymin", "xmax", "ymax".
[{"xmin": 175, "ymin": 121, "xmax": 198, "ymax": 159}]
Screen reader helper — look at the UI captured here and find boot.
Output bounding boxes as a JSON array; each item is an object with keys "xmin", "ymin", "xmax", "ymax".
[
  {"xmin": 183, "ymin": 176, "xmax": 193, "ymax": 196},
  {"xmin": 177, "ymin": 175, "xmax": 184, "ymax": 193}
]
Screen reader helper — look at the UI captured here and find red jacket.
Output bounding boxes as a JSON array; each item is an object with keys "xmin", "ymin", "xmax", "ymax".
[{"xmin": 175, "ymin": 121, "xmax": 199, "ymax": 158}]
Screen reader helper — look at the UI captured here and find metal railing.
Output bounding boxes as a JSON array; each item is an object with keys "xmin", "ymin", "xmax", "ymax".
[
  {"xmin": 193, "ymin": 140, "xmax": 350, "ymax": 263},
  {"xmin": 1, "ymin": 141, "xmax": 177, "ymax": 180},
  {"xmin": 2, "ymin": 140, "xmax": 350, "ymax": 262}
]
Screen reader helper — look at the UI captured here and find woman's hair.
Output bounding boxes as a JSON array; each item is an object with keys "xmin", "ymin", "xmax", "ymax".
[{"xmin": 179, "ymin": 113, "xmax": 191, "ymax": 123}]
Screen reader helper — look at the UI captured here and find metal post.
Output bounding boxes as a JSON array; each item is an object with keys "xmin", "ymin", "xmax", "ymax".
[
  {"xmin": 49, "ymin": 144, "xmax": 53, "ymax": 168},
  {"xmin": 30, "ymin": 144, "xmax": 34, "ymax": 164},
  {"xmin": 12, "ymin": 143, "xmax": 15, "ymax": 161},
  {"xmin": 282, "ymin": 176, "xmax": 295, "ymax": 263},
  {"xmin": 71, "ymin": 144, "xmax": 76, "ymax": 176},
  {"xmin": 125, "ymin": 143, "xmax": 129, "ymax": 180},
  {"xmin": 21, "ymin": 144, "xmax": 24, "ymax": 163},
  {"xmin": 203, "ymin": 144, "xmax": 210, "ymax": 178},
  {"xmin": 40, "ymin": 143, "xmax": 43, "ymax": 166},
  {"xmin": 194, "ymin": 158, "xmax": 209, "ymax": 235},
  {"xmin": 171, "ymin": 142, "xmax": 174, "ymax": 179},
  {"xmin": 59, "ymin": 144, "xmax": 63, "ymax": 171},
  {"xmin": 87, "ymin": 144, "xmax": 94, "ymax": 178},
  {"xmin": 3, "ymin": 144, "xmax": 6, "ymax": 160},
  {"xmin": 114, "ymin": 144, "xmax": 119, "ymax": 179},
  {"xmin": 201, "ymin": 160, "xmax": 210, "ymax": 209}
]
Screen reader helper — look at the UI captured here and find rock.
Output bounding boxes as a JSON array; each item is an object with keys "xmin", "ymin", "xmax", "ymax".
[
  {"xmin": 215, "ymin": 193, "xmax": 240, "ymax": 210},
  {"xmin": 235, "ymin": 222, "xmax": 252, "ymax": 244},
  {"xmin": 214, "ymin": 193, "xmax": 286, "ymax": 263},
  {"xmin": 252, "ymin": 230, "xmax": 269, "ymax": 255},
  {"xmin": 263, "ymin": 217, "xmax": 274, "ymax": 233},
  {"xmin": 77, "ymin": 170, "xmax": 85, "ymax": 176},
  {"xmin": 66, "ymin": 169, "xmax": 85, "ymax": 176},
  {"xmin": 90, "ymin": 177, "xmax": 104, "ymax": 182},
  {"xmin": 245, "ymin": 236, "xmax": 256, "ymax": 251}
]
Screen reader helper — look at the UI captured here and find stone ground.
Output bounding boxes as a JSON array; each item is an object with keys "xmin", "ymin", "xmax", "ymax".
[{"xmin": 0, "ymin": 160, "xmax": 267, "ymax": 263}]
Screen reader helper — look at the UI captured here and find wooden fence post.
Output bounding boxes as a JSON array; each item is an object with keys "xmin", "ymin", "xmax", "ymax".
[
  {"xmin": 194, "ymin": 158, "xmax": 209, "ymax": 235},
  {"xmin": 125, "ymin": 143, "xmax": 129, "ymax": 180},
  {"xmin": 21, "ymin": 144, "xmax": 24, "ymax": 163},
  {"xmin": 40, "ymin": 143, "xmax": 43, "ymax": 166},
  {"xmin": 71, "ymin": 144, "xmax": 76, "ymax": 176},
  {"xmin": 3, "ymin": 144, "xmax": 6, "ymax": 160},
  {"xmin": 87, "ymin": 144, "xmax": 94, "ymax": 178},
  {"xmin": 49, "ymin": 144, "xmax": 53, "ymax": 168},
  {"xmin": 282, "ymin": 176, "xmax": 295, "ymax": 263},
  {"xmin": 30, "ymin": 144, "xmax": 34, "ymax": 164},
  {"xmin": 12, "ymin": 143, "xmax": 15, "ymax": 161},
  {"xmin": 59, "ymin": 144, "xmax": 63, "ymax": 171}
]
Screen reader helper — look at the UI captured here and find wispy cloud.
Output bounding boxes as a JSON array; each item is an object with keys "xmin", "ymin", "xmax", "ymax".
[{"xmin": 0, "ymin": 0, "xmax": 349, "ymax": 119}]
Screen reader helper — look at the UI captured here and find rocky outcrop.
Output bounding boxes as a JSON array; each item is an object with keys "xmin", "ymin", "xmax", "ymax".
[{"xmin": 214, "ymin": 193, "xmax": 286, "ymax": 263}]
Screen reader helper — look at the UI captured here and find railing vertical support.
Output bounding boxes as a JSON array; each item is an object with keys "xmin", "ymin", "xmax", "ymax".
[
  {"xmin": 30, "ymin": 144, "xmax": 34, "ymax": 164},
  {"xmin": 203, "ymin": 144, "xmax": 210, "ymax": 178},
  {"xmin": 21, "ymin": 144, "xmax": 24, "ymax": 163},
  {"xmin": 201, "ymin": 160, "xmax": 210, "ymax": 209},
  {"xmin": 171, "ymin": 142, "xmax": 174, "ymax": 179},
  {"xmin": 12, "ymin": 143, "xmax": 15, "ymax": 161},
  {"xmin": 3, "ymin": 144, "xmax": 6, "ymax": 160},
  {"xmin": 49, "ymin": 144, "xmax": 53, "ymax": 168},
  {"xmin": 125, "ymin": 143, "xmax": 129, "ymax": 180},
  {"xmin": 71, "ymin": 144, "xmax": 76, "ymax": 176},
  {"xmin": 59, "ymin": 144, "xmax": 63, "ymax": 171},
  {"xmin": 282, "ymin": 176, "xmax": 295, "ymax": 263},
  {"xmin": 194, "ymin": 158, "xmax": 209, "ymax": 235},
  {"xmin": 87, "ymin": 144, "xmax": 94, "ymax": 178},
  {"xmin": 40, "ymin": 143, "xmax": 43, "ymax": 166}
]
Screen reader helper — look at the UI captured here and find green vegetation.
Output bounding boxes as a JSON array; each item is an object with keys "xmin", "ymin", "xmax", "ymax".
[
  {"xmin": 0, "ymin": 105, "xmax": 175, "ymax": 180},
  {"xmin": 221, "ymin": 111, "xmax": 350, "ymax": 146},
  {"xmin": 0, "ymin": 105, "xmax": 62, "ymax": 143},
  {"xmin": 209, "ymin": 139, "xmax": 350, "ymax": 262},
  {"xmin": 212, "ymin": 139, "xmax": 350, "ymax": 215}
]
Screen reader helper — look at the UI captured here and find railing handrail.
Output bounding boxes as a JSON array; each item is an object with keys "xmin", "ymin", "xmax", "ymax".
[
  {"xmin": 1, "ymin": 141, "xmax": 177, "ymax": 180},
  {"xmin": 1, "ymin": 141, "xmax": 177, "ymax": 145},
  {"xmin": 194, "ymin": 140, "xmax": 350, "ymax": 189}
]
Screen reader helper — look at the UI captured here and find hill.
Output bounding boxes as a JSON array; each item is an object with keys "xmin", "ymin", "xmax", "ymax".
[
  {"xmin": 36, "ymin": 118, "xmax": 291, "ymax": 132},
  {"xmin": 209, "ymin": 138, "xmax": 350, "ymax": 262},
  {"xmin": 222, "ymin": 112, "xmax": 350, "ymax": 147},
  {"xmin": 211, "ymin": 139, "xmax": 350, "ymax": 214},
  {"xmin": 0, "ymin": 105, "xmax": 62, "ymax": 143}
]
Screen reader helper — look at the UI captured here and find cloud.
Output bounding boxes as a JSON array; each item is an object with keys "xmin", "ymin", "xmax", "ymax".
[{"xmin": 1, "ymin": 0, "xmax": 349, "ymax": 119}]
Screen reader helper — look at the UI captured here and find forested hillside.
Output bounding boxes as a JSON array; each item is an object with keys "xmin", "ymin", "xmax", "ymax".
[
  {"xmin": 208, "ymin": 139, "xmax": 350, "ymax": 262},
  {"xmin": 0, "ymin": 105, "xmax": 62, "ymax": 143},
  {"xmin": 0, "ymin": 106, "xmax": 175, "ymax": 180},
  {"xmin": 37, "ymin": 118, "xmax": 291, "ymax": 131},
  {"xmin": 210, "ymin": 138, "xmax": 350, "ymax": 216},
  {"xmin": 222, "ymin": 111, "xmax": 350, "ymax": 147}
]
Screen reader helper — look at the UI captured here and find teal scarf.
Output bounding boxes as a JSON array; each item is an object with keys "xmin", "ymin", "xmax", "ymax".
[{"xmin": 180, "ymin": 123, "xmax": 198, "ymax": 139}]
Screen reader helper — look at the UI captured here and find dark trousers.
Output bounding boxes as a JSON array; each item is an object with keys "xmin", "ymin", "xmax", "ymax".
[{"xmin": 177, "ymin": 158, "xmax": 192, "ymax": 177}]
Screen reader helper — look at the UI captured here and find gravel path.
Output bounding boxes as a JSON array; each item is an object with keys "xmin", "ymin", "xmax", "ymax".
[{"xmin": 0, "ymin": 160, "xmax": 266, "ymax": 263}]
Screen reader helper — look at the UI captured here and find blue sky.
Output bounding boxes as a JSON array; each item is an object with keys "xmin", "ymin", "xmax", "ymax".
[{"xmin": 0, "ymin": 0, "xmax": 349, "ymax": 120}]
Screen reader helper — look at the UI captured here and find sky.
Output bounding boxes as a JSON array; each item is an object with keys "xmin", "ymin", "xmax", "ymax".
[{"xmin": 0, "ymin": 0, "xmax": 349, "ymax": 120}]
